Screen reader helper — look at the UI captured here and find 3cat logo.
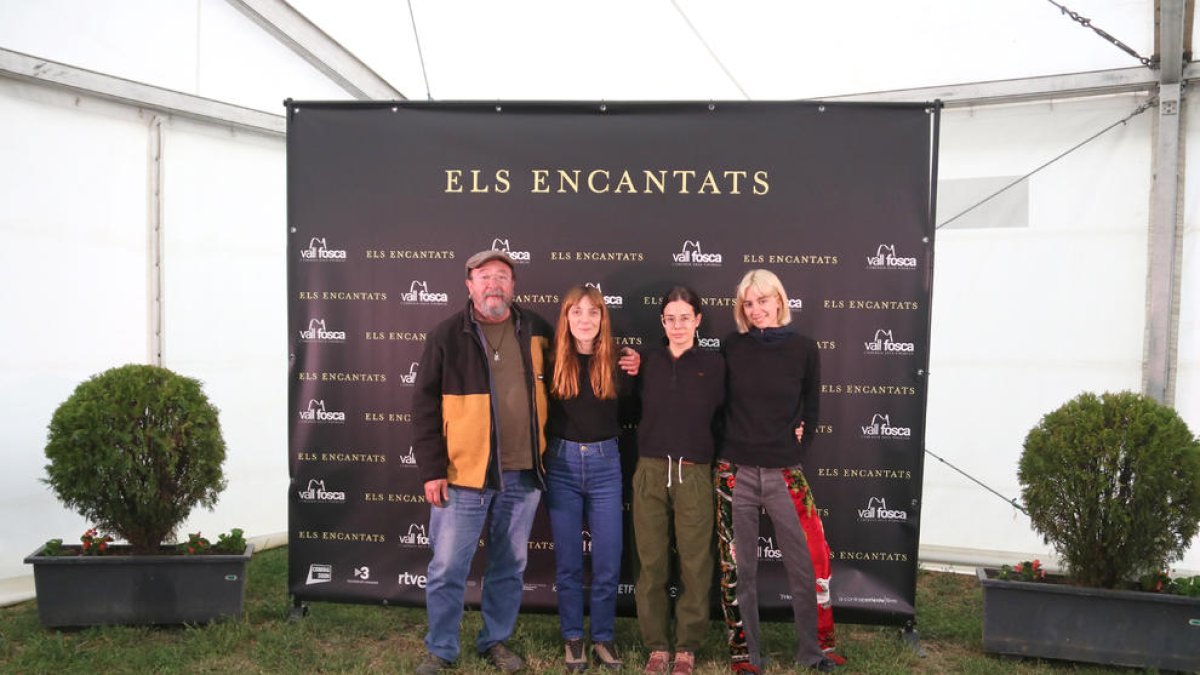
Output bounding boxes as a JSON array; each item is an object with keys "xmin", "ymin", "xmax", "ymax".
[
  {"xmin": 866, "ymin": 244, "xmax": 917, "ymax": 270},
  {"xmin": 400, "ymin": 280, "xmax": 449, "ymax": 304},
  {"xmin": 298, "ymin": 399, "xmax": 345, "ymax": 424},
  {"xmin": 584, "ymin": 283, "xmax": 623, "ymax": 308},
  {"xmin": 491, "ymin": 237, "xmax": 531, "ymax": 262},
  {"xmin": 306, "ymin": 563, "xmax": 332, "ymax": 585},
  {"xmin": 861, "ymin": 412, "xmax": 912, "ymax": 440},
  {"xmin": 297, "ymin": 478, "xmax": 346, "ymax": 504},
  {"xmin": 399, "ymin": 523, "xmax": 430, "ymax": 547},
  {"xmin": 399, "ymin": 362, "xmax": 419, "ymax": 385},
  {"xmin": 397, "ymin": 446, "xmax": 417, "ymax": 466},
  {"xmin": 864, "ymin": 329, "xmax": 915, "ymax": 355},
  {"xmin": 350, "ymin": 565, "xmax": 381, "ymax": 586},
  {"xmin": 757, "ymin": 536, "xmax": 782, "ymax": 560},
  {"xmin": 300, "ymin": 236, "xmax": 347, "ymax": 261},
  {"xmin": 299, "ymin": 318, "xmax": 346, "ymax": 343},
  {"xmin": 671, "ymin": 239, "xmax": 723, "ymax": 266},
  {"xmin": 858, "ymin": 496, "xmax": 909, "ymax": 522}
]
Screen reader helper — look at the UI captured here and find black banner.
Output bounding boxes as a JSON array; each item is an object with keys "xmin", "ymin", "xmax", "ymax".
[{"xmin": 286, "ymin": 100, "xmax": 938, "ymax": 625}]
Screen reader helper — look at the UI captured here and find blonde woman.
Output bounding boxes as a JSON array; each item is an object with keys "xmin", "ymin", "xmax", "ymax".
[{"xmin": 715, "ymin": 269, "xmax": 838, "ymax": 673}]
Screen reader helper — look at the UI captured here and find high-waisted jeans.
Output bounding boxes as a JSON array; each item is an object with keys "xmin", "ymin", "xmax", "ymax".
[{"xmin": 544, "ymin": 437, "xmax": 624, "ymax": 641}]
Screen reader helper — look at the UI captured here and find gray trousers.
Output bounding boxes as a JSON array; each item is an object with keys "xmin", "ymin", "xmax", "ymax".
[{"xmin": 731, "ymin": 464, "xmax": 824, "ymax": 668}]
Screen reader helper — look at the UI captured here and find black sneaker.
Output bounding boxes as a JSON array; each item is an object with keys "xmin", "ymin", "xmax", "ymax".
[
  {"xmin": 414, "ymin": 652, "xmax": 451, "ymax": 675},
  {"xmin": 564, "ymin": 638, "xmax": 587, "ymax": 671},
  {"xmin": 807, "ymin": 657, "xmax": 838, "ymax": 672},
  {"xmin": 482, "ymin": 642, "xmax": 525, "ymax": 673},
  {"xmin": 592, "ymin": 640, "xmax": 623, "ymax": 670}
]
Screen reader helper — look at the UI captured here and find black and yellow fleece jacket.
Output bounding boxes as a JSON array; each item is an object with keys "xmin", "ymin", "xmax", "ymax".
[{"xmin": 412, "ymin": 302, "xmax": 552, "ymax": 491}]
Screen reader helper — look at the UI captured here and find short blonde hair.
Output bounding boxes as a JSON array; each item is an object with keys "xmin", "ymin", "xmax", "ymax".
[{"xmin": 733, "ymin": 269, "xmax": 792, "ymax": 333}]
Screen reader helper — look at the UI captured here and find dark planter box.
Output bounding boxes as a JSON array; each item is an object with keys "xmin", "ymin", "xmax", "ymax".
[
  {"xmin": 977, "ymin": 567, "xmax": 1200, "ymax": 671},
  {"xmin": 25, "ymin": 543, "xmax": 254, "ymax": 627}
]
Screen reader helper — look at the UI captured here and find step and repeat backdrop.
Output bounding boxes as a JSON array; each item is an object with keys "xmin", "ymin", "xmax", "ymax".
[{"xmin": 287, "ymin": 100, "xmax": 938, "ymax": 626}]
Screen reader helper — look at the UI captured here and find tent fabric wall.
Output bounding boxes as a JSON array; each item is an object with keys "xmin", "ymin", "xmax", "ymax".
[{"xmin": 2, "ymin": 1, "xmax": 1198, "ymax": 587}]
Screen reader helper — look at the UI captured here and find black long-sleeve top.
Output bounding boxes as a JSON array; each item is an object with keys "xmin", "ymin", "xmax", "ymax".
[
  {"xmin": 636, "ymin": 345, "xmax": 725, "ymax": 463},
  {"xmin": 547, "ymin": 354, "xmax": 631, "ymax": 442},
  {"xmin": 720, "ymin": 328, "xmax": 821, "ymax": 468}
]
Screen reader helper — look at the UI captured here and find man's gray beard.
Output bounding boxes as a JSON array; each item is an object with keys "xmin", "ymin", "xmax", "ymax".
[{"xmin": 476, "ymin": 297, "xmax": 511, "ymax": 321}]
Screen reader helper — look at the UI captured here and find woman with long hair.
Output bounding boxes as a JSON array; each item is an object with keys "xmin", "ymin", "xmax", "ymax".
[
  {"xmin": 715, "ymin": 269, "xmax": 838, "ymax": 673},
  {"xmin": 632, "ymin": 285, "xmax": 725, "ymax": 675},
  {"xmin": 546, "ymin": 285, "xmax": 631, "ymax": 671}
]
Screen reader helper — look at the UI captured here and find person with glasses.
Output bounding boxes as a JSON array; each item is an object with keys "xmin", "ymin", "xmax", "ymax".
[
  {"xmin": 631, "ymin": 286, "xmax": 725, "ymax": 675},
  {"xmin": 545, "ymin": 285, "xmax": 638, "ymax": 671},
  {"xmin": 715, "ymin": 269, "xmax": 838, "ymax": 673}
]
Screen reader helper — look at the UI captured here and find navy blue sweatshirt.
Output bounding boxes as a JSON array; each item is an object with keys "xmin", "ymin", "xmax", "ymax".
[{"xmin": 720, "ymin": 329, "xmax": 821, "ymax": 467}]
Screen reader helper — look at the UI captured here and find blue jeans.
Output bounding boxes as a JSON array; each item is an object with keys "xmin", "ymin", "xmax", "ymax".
[
  {"xmin": 545, "ymin": 437, "xmax": 624, "ymax": 641},
  {"xmin": 424, "ymin": 470, "xmax": 541, "ymax": 662}
]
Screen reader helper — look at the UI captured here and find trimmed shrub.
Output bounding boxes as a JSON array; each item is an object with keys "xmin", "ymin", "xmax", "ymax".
[
  {"xmin": 44, "ymin": 364, "xmax": 227, "ymax": 554},
  {"xmin": 1019, "ymin": 391, "xmax": 1200, "ymax": 588}
]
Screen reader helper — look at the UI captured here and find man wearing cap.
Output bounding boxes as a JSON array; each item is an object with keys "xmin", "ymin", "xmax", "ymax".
[{"xmin": 413, "ymin": 249, "xmax": 638, "ymax": 674}]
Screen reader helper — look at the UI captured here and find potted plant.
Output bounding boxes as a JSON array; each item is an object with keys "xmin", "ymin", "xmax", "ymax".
[
  {"xmin": 24, "ymin": 364, "xmax": 254, "ymax": 627},
  {"xmin": 977, "ymin": 390, "xmax": 1200, "ymax": 671}
]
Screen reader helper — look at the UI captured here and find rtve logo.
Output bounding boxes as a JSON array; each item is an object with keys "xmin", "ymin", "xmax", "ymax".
[
  {"xmin": 672, "ymin": 239, "xmax": 723, "ymax": 265},
  {"xmin": 858, "ymin": 497, "xmax": 909, "ymax": 522},
  {"xmin": 398, "ymin": 571, "xmax": 428, "ymax": 588},
  {"xmin": 297, "ymin": 478, "xmax": 346, "ymax": 503},
  {"xmin": 584, "ymin": 283, "xmax": 623, "ymax": 307},
  {"xmin": 298, "ymin": 399, "xmax": 346, "ymax": 423},
  {"xmin": 399, "ymin": 523, "xmax": 429, "ymax": 547},
  {"xmin": 399, "ymin": 362, "xmax": 419, "ymax": 385},
  {"xmin": 864, "ymin": 329, "xmax": 915, "ymax": 355},
  {"xmin": 491, "ymin": 237, "xmax": 531, "ymax": 262},
  {"xmin": 867, "ymin": 244, "xmax": 917, "ymax": 269},
  {"xmin": 300, "ymin": 237, "xmax": 347, "ymax": 261},
  {"xmin": 401, "ymin": 280, "xmax": 449, "ymax": 304},
  {"xmin": 299, "ymin": 318, "xmax": 346, "ymax": 342},
  {"xmin": 861, "ymin": 413, "xmax": 912, "ymax": 439}
]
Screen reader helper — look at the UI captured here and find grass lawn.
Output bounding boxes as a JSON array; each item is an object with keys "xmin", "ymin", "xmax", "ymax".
[{"xmin": 0, "ymin": 547, "xmax": 1142, "ymax": 673}]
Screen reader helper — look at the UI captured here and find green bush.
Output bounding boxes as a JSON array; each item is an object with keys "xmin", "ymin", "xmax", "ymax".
[
  {"xmin": 44, "ymin": 364, "xmax": 228, "ymax": 554},
  {"xmin": 1019, "ymin": 391, "xmax": 1200, "ymax": 588}
]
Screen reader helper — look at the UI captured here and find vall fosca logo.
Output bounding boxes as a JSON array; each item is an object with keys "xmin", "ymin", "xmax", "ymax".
[
  {"xmin": 867, "ymin": 243, "xmax": 917, "ymax": 269},
  {"xmin": 757, "ymin": 536, "xmax": 782, "ymax": 560},
  {"xmin": 672, "ymin": 239, "xmax": 723, "ymax": 266},
  {"xmin": 401, "ymin": 280, "xmax": 449, "ymax": 304},
  {"xmin": 299, "ymin": 318, "xmax": 346, "ymax": 343},
  {"xmin": 300, "ymin": 236, "xmax": 347, "ymax": 261},
  {"xmin": 298, "ymin": 399, "xmax": 345, "ymax": 423},
  {"xmin": 584, "ymin": 283, "xmax": 623, "ymax": 307},
  {"xmin": 399, "ymin": 523, "xmax": 430, "ymax": 547},
  {"xmin": 864, "ymin": 328, "xmax": 915, "ymax": 355},
  {"xmin": 861, "ymin": 412, "xmax": 912, "ymax": 439},
  {"xmin": 491, "ymin": 237, "xmax": 531, "ymax": 262},
  {"xmin": 858, "ymin": 496, "xmax": 908, "ymax": 522},
  {"xmin": 297, "ymin": 478, "xmax": 346, "ymax": 503},
  {"xmin": 399, "ymin": 362, "xmax": 419, "ymax": 385},
  {"xmin": 398, "ymin": 446, "xmax": 417, "ymax": 465}
]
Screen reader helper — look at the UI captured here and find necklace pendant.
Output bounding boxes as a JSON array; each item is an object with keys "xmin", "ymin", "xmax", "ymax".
[{"xmin": 494, "ymin": 351, "xmax": 500, "ymax": 362}]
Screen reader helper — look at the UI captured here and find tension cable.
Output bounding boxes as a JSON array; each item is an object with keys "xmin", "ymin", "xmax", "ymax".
[
  {"xmin": 407, "ymin": 0, "xmax": 433, "ymax": 100},
  {"xmin": 925, "ymin": 447, "xmax": 1027, "ymax": 515},
  {"xmin": 1043, "ymin": 0, "xmax": 1155, "ymax": 68},
  {"xmin": 670, "ymin": 0, "xmax": 751, "ymax": 100},
  {"xmin": 937, "ymin": 97, "xmax": 1155, "ymax": 229}
]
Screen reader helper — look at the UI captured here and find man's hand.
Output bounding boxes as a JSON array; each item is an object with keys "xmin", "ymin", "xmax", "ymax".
[
  {"xmin": 424, "ymin": 478, "xmax": 449, "ymax": 507},
  {"xmin": 618, "ymin": 347, "xmax": 641, "ymax": 376}
]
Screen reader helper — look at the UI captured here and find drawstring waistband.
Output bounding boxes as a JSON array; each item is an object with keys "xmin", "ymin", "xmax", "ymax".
[{"xmin": 665, "ymin": 455, "xmax": 685, "ymax": 488}]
